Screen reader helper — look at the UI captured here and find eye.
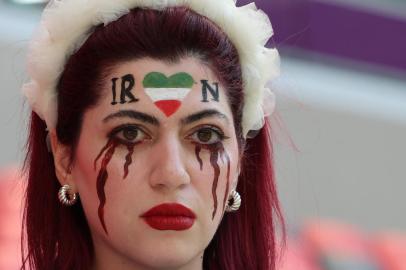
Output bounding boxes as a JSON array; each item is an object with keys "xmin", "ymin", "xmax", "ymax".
[
  {"xmin": 188, "ymin": 126, "xmax": 227, "ymax": 145},
  {"xmin": 110, "ymin": 125, "xmax": 150, "ymax": 144}
]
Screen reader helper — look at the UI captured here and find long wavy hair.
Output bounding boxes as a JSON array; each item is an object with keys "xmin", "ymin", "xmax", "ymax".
[{"xmin": 22, "ymin": 7, "xmax": 284, "ymax": 270}]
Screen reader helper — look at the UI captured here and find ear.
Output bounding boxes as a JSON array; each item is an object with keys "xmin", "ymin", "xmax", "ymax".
[{"xmin": 49, "ymin": 130, "xmax": 77, "ymax": 192}]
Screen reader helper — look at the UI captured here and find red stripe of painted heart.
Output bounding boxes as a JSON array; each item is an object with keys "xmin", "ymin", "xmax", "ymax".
[{"xmin": 154, "ymin": 100, "xmax": 181, "ymax": 117}]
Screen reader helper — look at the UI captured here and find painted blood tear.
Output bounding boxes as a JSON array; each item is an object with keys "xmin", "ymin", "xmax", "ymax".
[
  {"xmin": 194, "ymin": 143, "xmax": 230, "ymax": 220},
  {"xmin": 94, "ymin": 139, "xmax": 137, "ymax": 234},
  {"xmin": 95, "ymin": 139, "xmax": 117, "ymax": 234}
]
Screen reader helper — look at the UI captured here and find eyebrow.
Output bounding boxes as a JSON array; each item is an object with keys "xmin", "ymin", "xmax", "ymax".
[
  {"xmin": 180, "ymin": 109, "xmax": 229, "ymax": 125},
  {"xmin": 103, "ymin": 110, "xmax": 160, "ymax": 126},
  {"xmin": 102, "ymin": 109, "xmax": 229, "ymax": 126}
]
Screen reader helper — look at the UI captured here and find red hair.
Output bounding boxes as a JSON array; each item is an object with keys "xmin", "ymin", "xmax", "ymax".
[{"xmin": 22, "ymin": 7, "xmax": 284, "ymax": 270}]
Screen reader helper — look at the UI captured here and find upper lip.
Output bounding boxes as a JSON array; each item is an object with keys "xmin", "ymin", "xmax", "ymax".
[{"xmin": 140, "ymin": 203, "xmax": 196, "ymax": 218}]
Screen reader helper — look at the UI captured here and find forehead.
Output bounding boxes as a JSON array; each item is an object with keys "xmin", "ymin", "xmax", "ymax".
[
  {"xmin": 96, "ymin": 57, "xmax": 232, "ymax": 121},
  {"xmin": 112, "ymin": 57, "xmax": 213, "ymax": 82}
]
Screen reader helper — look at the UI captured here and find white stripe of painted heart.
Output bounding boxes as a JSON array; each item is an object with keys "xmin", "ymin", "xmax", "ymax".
[{"xmin": 144, "ymin": 88, "xmax": 191, "ymax": 102}]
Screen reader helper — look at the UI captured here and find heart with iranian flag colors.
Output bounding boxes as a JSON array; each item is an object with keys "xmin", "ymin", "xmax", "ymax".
[{"xmin": 143, "ymin": 72, "xmax": 195, "ymax": 117}]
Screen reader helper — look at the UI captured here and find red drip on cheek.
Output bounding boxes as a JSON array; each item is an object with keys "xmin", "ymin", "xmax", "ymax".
[
  {"xmin": 123, "ymin": 144, "xmax": 135, "ymax": 179},
  {"xmin": 221, "ymin": 150, "xmax": 231, "ymax": 213},
  {"xmin": 95, "ymin": 139, "xmax": 118, "ymax": 234},
  {"xmin": 194, "ymin": 145, "xmax": 203, "ymax": 170},
  {"xmin": 94, "ymin": 140, "xmax": 114, "ymax": 171},
  {"xmin": 197, "ymin": 142, "xmax": 227, "ymax": 220},
  {"xmin": 208, "ymin": 145, "xmax": 221, "ymax": 220}
]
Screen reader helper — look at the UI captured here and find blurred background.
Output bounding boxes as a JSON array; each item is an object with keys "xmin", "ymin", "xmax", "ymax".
[{"xmin": 0, "ymin": 0, "xmax": 405, "ymax": 269}]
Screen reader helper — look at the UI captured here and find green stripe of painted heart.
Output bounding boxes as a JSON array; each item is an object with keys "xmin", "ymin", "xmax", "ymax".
[{"xmin": 143, "ymin": 72, "xmax": 194, "ymax": 88}]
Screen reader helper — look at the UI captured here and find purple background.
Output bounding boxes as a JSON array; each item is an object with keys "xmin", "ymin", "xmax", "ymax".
[{"xmin": 238, "ymin": 0, "xmax": 406, "ymax": 74}]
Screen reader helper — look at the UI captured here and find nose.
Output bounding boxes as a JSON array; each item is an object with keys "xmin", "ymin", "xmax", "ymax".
[{"xmin": 148, "ymin": 135, "xmax": 191, "ymax": 192}]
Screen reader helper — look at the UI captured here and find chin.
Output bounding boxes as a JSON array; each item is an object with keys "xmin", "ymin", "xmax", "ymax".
[
  {"xmin": 136, "ymin": 252, "xmax": 198, "ymax": 270},
  {"xmin": 124, "ymin": 238, "xmax": 202, "ymax": 269}
]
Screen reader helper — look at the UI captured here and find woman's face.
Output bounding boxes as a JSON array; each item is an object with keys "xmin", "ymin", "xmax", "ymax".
[{"xmin": 67, "ymin": 57, "xmax": 240, "ymax": 269}]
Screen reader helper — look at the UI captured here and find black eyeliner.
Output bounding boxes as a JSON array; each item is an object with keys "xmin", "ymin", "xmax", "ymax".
[{"xmin": 107, "ymin": 124, "xmax": 148, "ymax": 146}]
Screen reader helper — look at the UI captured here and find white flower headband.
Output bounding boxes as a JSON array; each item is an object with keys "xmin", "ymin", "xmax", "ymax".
[{"xmin": 22, "ymin": 0, "xmax": 280, "ymax": 138}]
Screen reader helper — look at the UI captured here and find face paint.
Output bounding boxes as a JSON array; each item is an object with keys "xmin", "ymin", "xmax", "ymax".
[
  {"xmin": 200, "ymin": 80, "xmax": 219, "ymax": 103},
  {"xmin": 193, "ymin": 143, "xmax": 230, "ymax": 220},
  {"xmin": 143, "ymin": 72, "xmax": 194, "ymax": 117},
  {"xmin": 94, "ymin": 139, "xmax": 115, "ymax": 170},
  {"xmin": 209, "ymin": 148, "xmax": 220, "ymax": 220},
  {"xmin": 123, "ymin": 144, "xmax": 135, "ymax": 179},
  {"xmin": 95, "ymin": 139, "xmax": 118, "ymax": 234},
  {"xmin": 111, "ymin": 74, "xmax": 139, "ymax": 105},
  {"xmin": 195, "ymin": 145, "xmax": 203, "ymax": 171},
  {"xmin": 94, "ymin": 138, "xmax": 139, "ymax": 234},
  {"xmin": 110, "ymin": 78, "xmax": 119, "ymax": 105}
]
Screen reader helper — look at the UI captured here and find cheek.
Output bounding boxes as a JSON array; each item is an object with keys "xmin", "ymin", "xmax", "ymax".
[
  {"xmin": 190, "ymin": 143, "xmax": 237, "ymax": 221},
  {"xmin": 72, "ymin": 139, "xmax": 101, "ymax": 195},
  {"xmin": 72, "ymin": 138, "xmax": 130, "ymax": 234},
  {"xmin": 71, "ymin": 140, "xmax": 104, "ymax": 231}
]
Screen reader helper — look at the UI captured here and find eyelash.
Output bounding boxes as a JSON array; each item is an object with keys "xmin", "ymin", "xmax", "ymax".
[
  {"xmin": 108, "ymin": 124, "xmax": 150, "ymax": 145},
  {"xmin": 187, "ymin": 125, "xmax": 229, "ymax": 146},
  {"xmin": 108, "ymin": 124, "xmax": 229, "ymax": 146}
]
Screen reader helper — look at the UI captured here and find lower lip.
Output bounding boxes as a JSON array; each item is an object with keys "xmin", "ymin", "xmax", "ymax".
[{"xmin": 142, "ymin": 216, "xmax": 195, "ymax": 231}]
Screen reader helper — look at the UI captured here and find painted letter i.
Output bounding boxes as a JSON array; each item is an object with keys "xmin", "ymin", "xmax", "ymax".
[{"xmin": 111, "ymin": 78, "xmax": 118, "ymax": 105}]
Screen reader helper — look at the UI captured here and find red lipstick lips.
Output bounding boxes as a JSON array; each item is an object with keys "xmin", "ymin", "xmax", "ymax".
[{"xmin": 140, "ymin": 203, "xmax": 196, "ymax": 231}]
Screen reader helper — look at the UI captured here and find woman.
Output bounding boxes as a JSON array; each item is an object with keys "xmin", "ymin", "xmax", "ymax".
[{"xmin": 21, "ymin": 0, "xmax": 284, "ymax": 269}]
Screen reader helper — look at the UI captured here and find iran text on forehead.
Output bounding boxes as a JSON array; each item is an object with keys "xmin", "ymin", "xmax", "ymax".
[{"xmin": 107, "ymin": 58, "xmax": 225, "ymax": 121}]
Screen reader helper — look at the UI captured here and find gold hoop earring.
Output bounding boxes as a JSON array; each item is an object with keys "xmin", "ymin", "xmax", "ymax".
[
  {"xmin": 225, "ymin": 190, "xmax": 241, "ymax": 212},
  {"xmin": 58, "ymin": 184, "xmax": 78, "ymax": 206}
]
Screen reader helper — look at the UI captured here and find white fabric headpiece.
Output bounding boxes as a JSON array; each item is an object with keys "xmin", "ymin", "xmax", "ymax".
[{"xmin": 22, "ymin": 0, "xmax": 280, "ymax": 138}]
